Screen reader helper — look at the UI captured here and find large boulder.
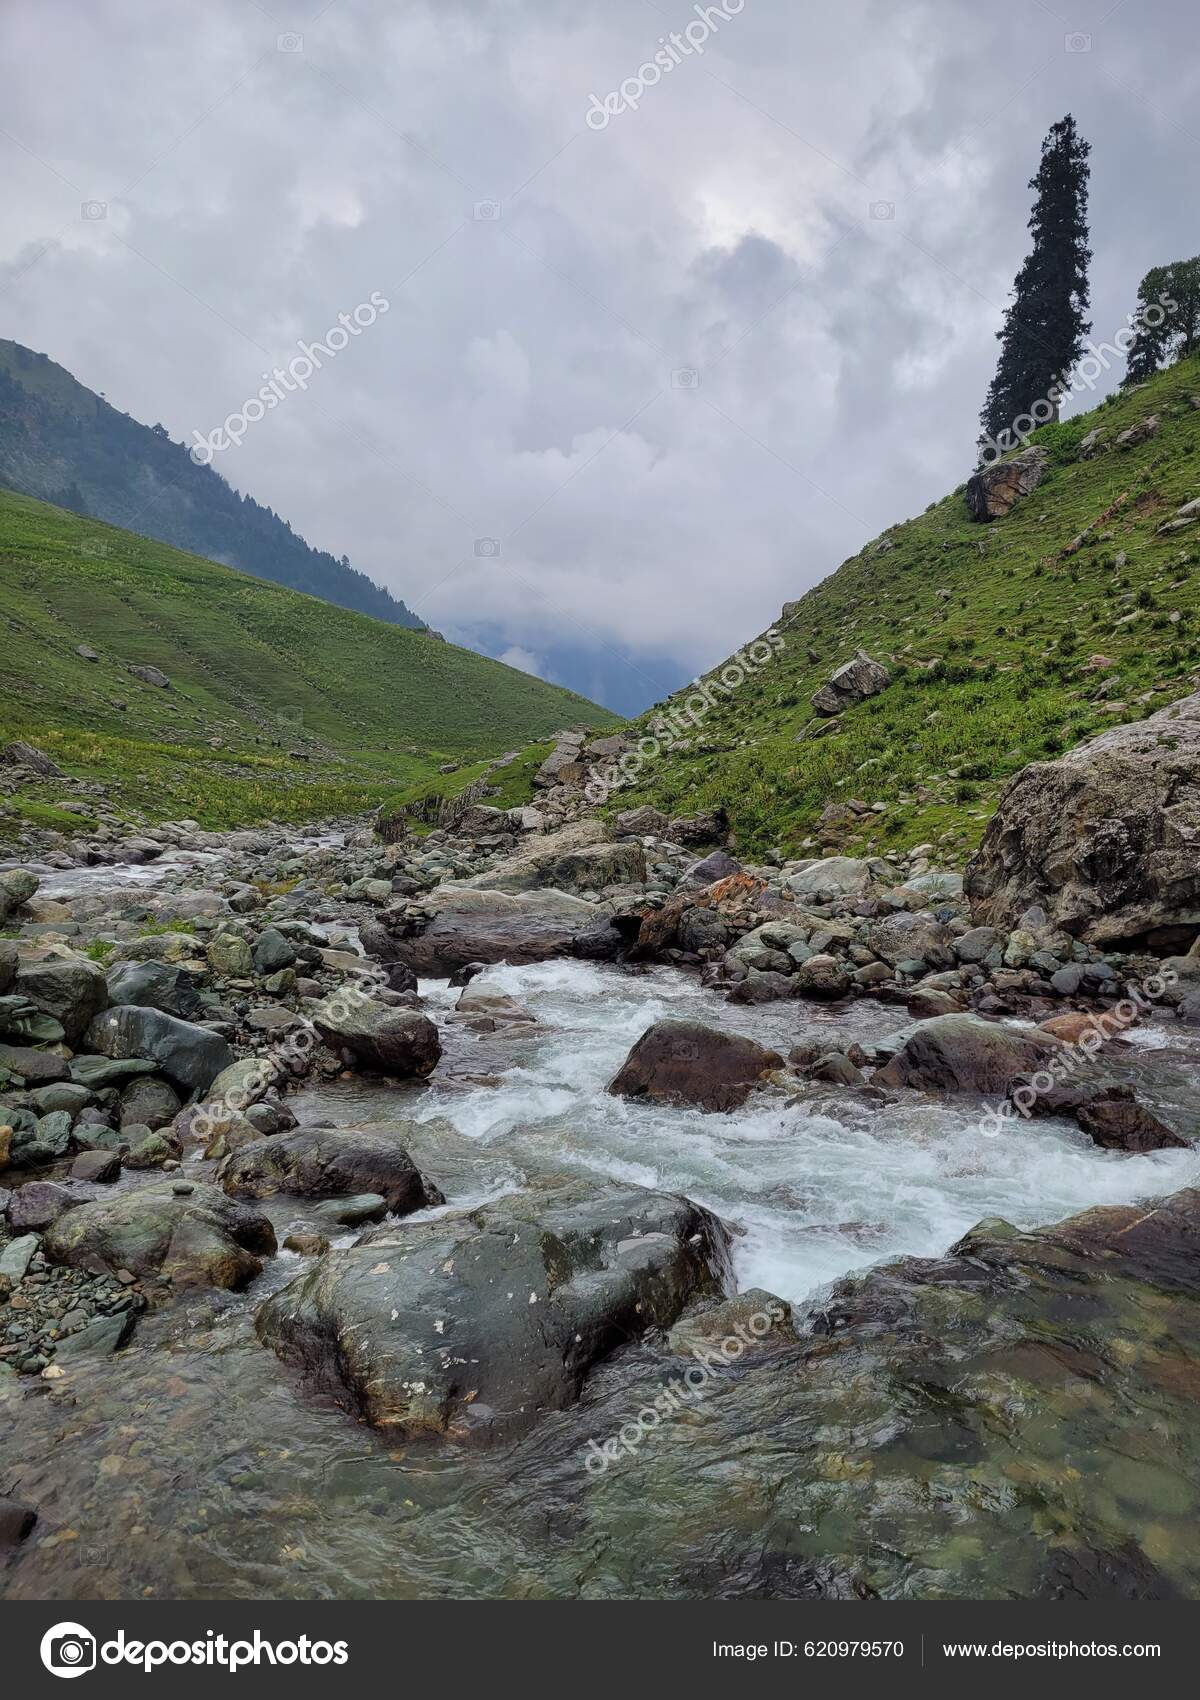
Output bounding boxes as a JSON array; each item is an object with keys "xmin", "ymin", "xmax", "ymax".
[
  {"xmin": 104, "ymin": 961, "xmax": 203, "ymax": 1021},
  {"xmin": 785, "ymin": 856, "xmax": 875, "ymax": 903},
  {"xmin": 311, "ymin": 995, "xmax": 441, "ymax": 1076},
  {"xmin": 220, "ymin": 1124, "xmax": 444, "ymax": 1214},
  {"xmin": 83, "ymin": 1006, "xmax": 234, "ymax": 1097},
  {"xmin": 865, "ymin": 912, "xmax": 956, "ymax": 970},
  {"xmin": 872, "ymin": 1013, "xmax": 1063, "ymax": 1094},
  {"xmin": 609, "ymin": 1019, "xmax": 784, "ymax": 1112},
  {"xmin": 965, "ymin": 445, "xmax": 1047, "ymax": 520},
  {"xmin": 14, "ymin": 956, "xmax": 108, "ymax": 1046},
  {"xmin": 256, "ymin": 1178, "xmax": 730, "ymax": 1440},
  {"xmin": 965, "ymin": 690, "xmax": 1200, "ymax": 950},
  {"xmin": 388, "ymin": 888, "xmax": 614, "ymax": 977},
  {"xmin": 460, "ymin": 820, "xmax": 645, "ymax": 895},
  {"xmin": 42, "ymin": 1181, "xmax": 275, "ymax": 1289},
  {"xmin": 0, "ymin": 869, "xmax": 40, "ymax": 925},
  {"xmin": 811, "ymin": 650, "xmax": 890, "ymax": 717}
]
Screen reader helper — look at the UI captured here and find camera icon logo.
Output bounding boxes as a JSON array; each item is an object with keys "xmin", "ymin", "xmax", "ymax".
[
  {"xmin": 869, "ymin": 200, "xmax": 895, "ymax": 220},
  {"xmin": 277, "ymin": 32, "xmax": 304, "ymax": 52},
  {"xmin": 40, "ymin": 1623, "xmax": 97, "ymax": 1678},
  {"xmin": 671, "ymin": 367, "xmax": 700, "ymax": 389},
  {"xmin": 80, "ymin": 201, "xmax": 107, "ymax": 221},
  {"xmin": 473, "ymin": 199, "xmax": 502, "ymax": 221},
  {"xmin": 474, "ymin": 537, "xmax": 502, "ymax": 557},
  {"xmin": 1065, "ymin": 31, "xmax": 1091, "ymax": 52}
]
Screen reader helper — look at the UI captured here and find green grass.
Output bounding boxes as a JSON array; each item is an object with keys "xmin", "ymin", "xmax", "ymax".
[
  {"xmin": 617, "ymin": 355, "xmax": 1200, "ymax": 861},
  {"xmin": 0, "ymin": 489, "xmax": 617, "ymax": 832},
  {"xmin": 375, "ymin": 740, "xmax": 555, "ymax": 836}
]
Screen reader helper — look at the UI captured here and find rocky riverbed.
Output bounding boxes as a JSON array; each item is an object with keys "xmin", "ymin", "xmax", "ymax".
[{"xmin": 4, "ymin": 782, "xmax": 1200, "ymax": 1598}]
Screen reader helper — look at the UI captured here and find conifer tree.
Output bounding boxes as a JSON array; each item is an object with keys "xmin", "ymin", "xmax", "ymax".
[{"xmin": 979, "ymin": 115, "xmax": 1092, "ymax": 458}]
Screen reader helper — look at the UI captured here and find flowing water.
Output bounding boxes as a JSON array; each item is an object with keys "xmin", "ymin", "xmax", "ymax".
[{"xmin": 5, "ymin": 902, "xmax": 1200, "ymax": 1598}]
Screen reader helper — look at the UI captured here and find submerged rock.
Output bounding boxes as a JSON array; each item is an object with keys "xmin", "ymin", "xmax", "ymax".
[
  {"xmin": 43, "ymin": 1180, "xmax": 275, "ymax": 1289},
  {"xmin": 257, "ymin": 1178, "xmax": 730, "ymax": 1440}
]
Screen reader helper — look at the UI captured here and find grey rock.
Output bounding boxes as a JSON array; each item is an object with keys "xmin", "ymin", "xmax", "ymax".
[{"xmin": 84, "ymin": 1005, "xmax": 234, "ymax": 1097}]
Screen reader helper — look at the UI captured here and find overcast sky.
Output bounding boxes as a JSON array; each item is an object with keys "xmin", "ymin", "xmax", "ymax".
[{"xmin": 2, "ymin": 0, "xmax": 1197, "ymax": 712}]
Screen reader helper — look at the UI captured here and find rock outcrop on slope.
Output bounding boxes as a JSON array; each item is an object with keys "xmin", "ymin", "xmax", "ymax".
[
  {"xmin": 965, "ymin": 690, "xmax": 1200, "ymax": 950},
  {"xmin": 965, "ymin": 445, "xmax": 1047, "ymax": 520},
  {"xmin": 810, "ymin": 649, "xmax": 890, "ymax": 717}
]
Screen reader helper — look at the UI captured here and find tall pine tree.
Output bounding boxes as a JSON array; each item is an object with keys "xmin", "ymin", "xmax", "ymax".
[{"xmin": 978, "ymin": 115, "xmax": 1092, "ymax": 458}]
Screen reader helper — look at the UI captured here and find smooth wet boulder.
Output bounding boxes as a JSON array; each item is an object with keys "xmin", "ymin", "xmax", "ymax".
[
  {"xmin": 14, "ymin": 956, "xmax": 108, "ymax": 1046},
  {"xmin": 388, "ymin": 888, "xmax": 612, "ymax": 977},
  {"xmin": 311, "ymin": 995, "xmax": 441, "ymax": 1076},
  {"xmin": 256, "ymin": 1178, "xmax": 730, "ymax": 1440},
  {"xmin": 5, "ymin": 1180, "xmax": 79, "ymax": 1232},
  {"xmin": 966, "ymin": 689, "xmax": 1200, "ymax": 951},
  {"xmin": 118, "ymin": 1074, "xmax": 182, "ymax": 1131},
  {"xmin": 609, "ymin": 1019, "xmax": 784, "ymax": 1113},
  {"xmin": 220, "ymin": 1124, "xmax": 444, "ymax": 1214},
  {"xmin": 872, "ymin": 1013, "xmax": 1063, "ymax": 1094},
  {"xmin": 42, "ymin": 1180, "xmax": 275, "ymax": 1289},
  {"xmin": 104, "ymin": 961, "xmax": 203, "ymax": 1021},
  {"xmin": 84, "ymin": 1005, "xmax": 234, "ymax": 1096}
]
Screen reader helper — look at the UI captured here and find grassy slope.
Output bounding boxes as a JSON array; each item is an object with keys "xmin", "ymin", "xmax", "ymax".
[
  {"xmin": 0, "ymin": 490, "xmax": 615, "ymax": 831},
  {"xmin": 617, "ymin": 355, "xmax": 1200, "ymax": 861}
]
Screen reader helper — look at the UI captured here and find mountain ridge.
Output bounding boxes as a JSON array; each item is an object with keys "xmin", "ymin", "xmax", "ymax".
[{"xmin": 0, "ymin": 338, "xmax": 425, "ymax": 633}]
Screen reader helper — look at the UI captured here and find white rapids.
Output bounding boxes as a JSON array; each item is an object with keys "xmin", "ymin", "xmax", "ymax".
[{"xmin": 411, "ymin": 958, "xmax": 1200, "ymax": 1307}]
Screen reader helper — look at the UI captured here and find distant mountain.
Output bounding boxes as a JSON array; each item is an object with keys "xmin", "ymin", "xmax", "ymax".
[{"xmin": 0, "ymin": 338, "xmax": 424, "ymax": 630}]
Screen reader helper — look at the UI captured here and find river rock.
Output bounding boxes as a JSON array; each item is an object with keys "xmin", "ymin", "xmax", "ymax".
[
  {"xmin": 873, "ymin": 1013, "xmax": 1064, "ymax": 1094},
  {"xmin": 965, "ymin": 690, "xmax": 1200, "ymax": 951},
  {"xmin": 5, "ymin": 1180, "xmax": 79, "ymax": 1232},
  {"xmin": 1073, "ymin": 1086, "xmax": 1189, "ymax": 1153},
  {"xmin": 105, "ymin": 961, "xmax": 203, "ymax": 1020},
  {"xmin": 461, "ymin": 821, "xmax": 646, "ymax": 895},
  {"xmin": 256, "ymin": 1177, "xmax": 731, "ymax": 1440},
  {"xmin": 220, "ymin": 1124, "xmax": 444, "ymax": 1214},
  {"xmin": 14, "ymin": 956, "xmax": 108, "ymax": 1046},
  {"xmin": 84, "ymin": 1005, "xmax": 234, "ymax": 1096},
  {"xmin": 0, "ymin": 868, "xmax": 40, "ymax": 924},
  {"xmin": 388, "ymin": 888, "xmax": 613, "ymax": 977},
  {"xmin": 42, "ymin": 1180, "xmax": 275, "ymax": 1289},
  {"xmin": 0, "ymin": 1042, "xmax": 69, "ymax": 1085},
  {"xmin": 311, "ymin": 995, "xmax": 441, "ymax": 1076},
  {"xmin": 119, "ymin": 1074, "xmax": 183, "ymax": 1130},
  {"xmin": 609, "ymin": 1019, "xmax": 784, "ymax": 1112}
]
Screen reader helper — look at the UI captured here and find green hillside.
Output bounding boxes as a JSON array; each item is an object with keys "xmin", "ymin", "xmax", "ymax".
[
  {"xmin": 0, "ymin": 489, "xmax": 615, "ymax": 833},
  {"xmin": 617, "ymin": 354, "xmax": 1200, "ymax": 860}
]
